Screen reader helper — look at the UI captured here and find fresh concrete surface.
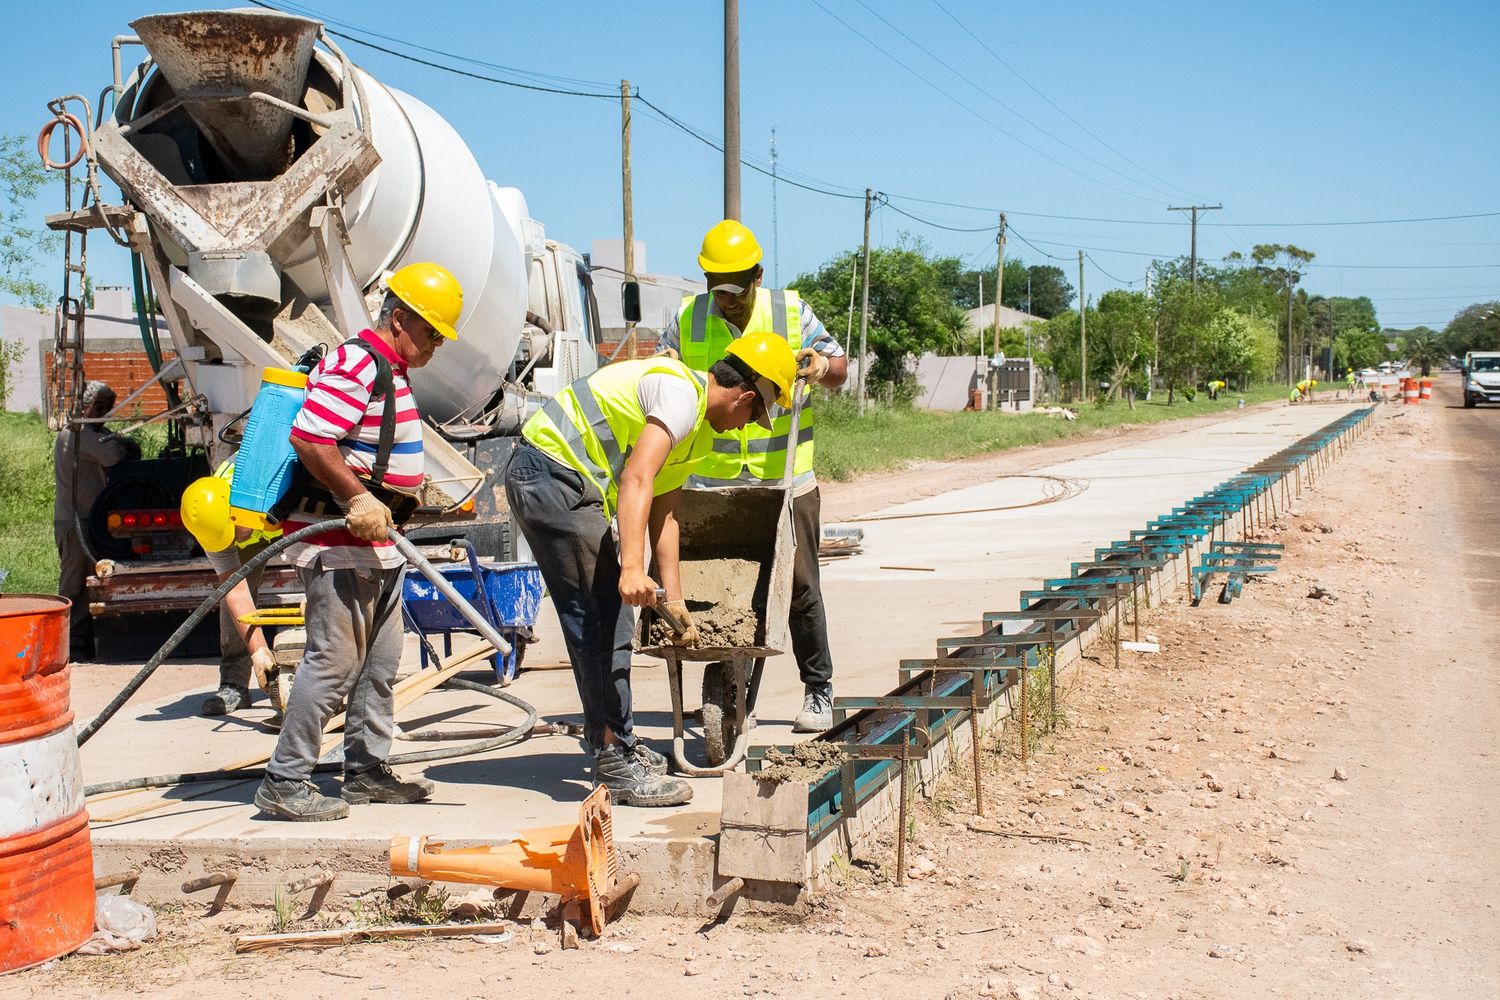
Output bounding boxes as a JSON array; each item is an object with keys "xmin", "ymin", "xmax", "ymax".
[{"xmin": 75, "ymin": 401, "xmax": 1351, "ymax": 908}]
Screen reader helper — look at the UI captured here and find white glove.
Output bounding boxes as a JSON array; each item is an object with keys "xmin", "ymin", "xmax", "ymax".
[
  {"xmin": 796, "ymin": 348, "xmax": 830, "ymax": 383},
  {"xmin": 343, "ymin": 491, "xmax": 394, "ymax": 542},
  {"xmin": 250, "ymin": 647, "xmax": 277, "ymax": 693}
]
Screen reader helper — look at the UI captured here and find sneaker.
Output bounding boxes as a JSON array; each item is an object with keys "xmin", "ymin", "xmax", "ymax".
[
  {"xmin": 593, "ymin": 745, "xmax": 692, "ymax": 807},
  {"xmin": 630, "ymin": 742, "xmax": 670, "ymax": 777},
  {"xmin": 792, "ymin": 683, "xmax": 833, "ymax": 733},
  {"xmin": 341, "ymin": 763, "xmax": 435, "ymax": 805},
  {"xmin": 202, "ymin": 684, "xmax": 250, "ymax": 716},
  {"xmin": 254, "ymin": 777, "xmax": 349, "ymax": 821}
]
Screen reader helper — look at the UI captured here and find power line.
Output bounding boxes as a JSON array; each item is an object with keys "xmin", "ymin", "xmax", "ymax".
[
  {"xmin": 928, "ymin": 0, "xmax": 1200, "ymax": 202},
  {"xmin": 807, "ymin": 0, "xmax": 1163, "ymax": 205},
  {"xmin": 1084, "ymin": 253, "xmax": 1140, "ymax": 285},
  {"xmin": 848, "ymin": 0, "xmax": 1182, "ymax": 202}
]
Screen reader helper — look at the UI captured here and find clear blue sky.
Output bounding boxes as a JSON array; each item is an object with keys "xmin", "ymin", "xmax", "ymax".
[{"xmin": 6, "ymin": 0, "xmax": 1498, "ymax": 331}]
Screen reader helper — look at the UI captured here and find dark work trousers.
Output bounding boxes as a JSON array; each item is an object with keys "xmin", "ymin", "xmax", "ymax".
[
  {"xmin": 217, "ymin": 538, "xmax": 270, "ymax": 690},
  {"xmin": 504, "ymin": 442, "xmax": 637, "ymax": 752},
  {"xmin": 789, "ymin": 488, "xmax": 835, "ymax": 688}
]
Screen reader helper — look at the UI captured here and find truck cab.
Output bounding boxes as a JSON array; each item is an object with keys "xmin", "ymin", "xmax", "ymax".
[{"xmin": 1461, "ymin": 351, "xmax": 1500, "ymax": 408}]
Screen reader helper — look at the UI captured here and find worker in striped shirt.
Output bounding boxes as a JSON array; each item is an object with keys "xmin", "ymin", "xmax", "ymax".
[{"xmin": 255, "ymin": 263, "xmax": 461, "ymax": 823}]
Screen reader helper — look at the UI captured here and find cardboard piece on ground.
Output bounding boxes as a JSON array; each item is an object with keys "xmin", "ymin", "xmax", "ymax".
[{"xmin": 1120, "ymin": 640, "xmax": 1160, "ymax": 653}]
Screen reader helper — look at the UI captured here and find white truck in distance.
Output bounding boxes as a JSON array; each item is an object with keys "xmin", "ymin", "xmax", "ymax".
[{"xmin": 1461, "ymin": 351, "xmax": 1500, "ymax": 408}]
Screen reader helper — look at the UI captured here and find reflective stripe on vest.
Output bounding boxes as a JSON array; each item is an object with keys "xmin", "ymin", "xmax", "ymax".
[
  {"xmin": 677, "ymin": 288, "xmax": 814, "ymax": 484},
  {"xmin": 521, "ymin": 358, "xmax": 711, "ymax": 519}
]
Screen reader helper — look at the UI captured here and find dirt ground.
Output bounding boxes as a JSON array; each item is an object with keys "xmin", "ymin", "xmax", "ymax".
[{"xmin": 12, "ymin": 390, "xmax": 1497, "ymax": 999}]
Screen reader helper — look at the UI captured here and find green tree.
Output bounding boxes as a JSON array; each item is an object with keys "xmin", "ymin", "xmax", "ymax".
[
  {"xmin": 792, "ymin": 236, "xmax": 951, "ymax": 387},
  {"xmin": 1444, "ymin": 302, "xmax": 1500, "ymax": 355},
  {"xmin": 1020, "ymin": 265, "xmax": 1074, "ymax": 319},
  {"xmin": 1149, "ymin": 260, "xmax": 1221, "ymax": 401},
  {"xmin": 1225, "ymin": 244, "xmax": 1315, "ymax": 382},
  {"xmin": 1400, "ymin": 328, "xmax": 1445, "ymax": 376},
  {"xmin": 1091, "ymin": 290, "xmax": 1152, "ymax": 399},
  {"xmin": 1, "ymin": 133, "xmax": 56, "ymax": 308}
]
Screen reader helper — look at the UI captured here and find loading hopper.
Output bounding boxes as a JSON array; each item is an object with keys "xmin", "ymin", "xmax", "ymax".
[{"xmin": 130, "ymin": 9, "xmax": 320, "ymax": 180}]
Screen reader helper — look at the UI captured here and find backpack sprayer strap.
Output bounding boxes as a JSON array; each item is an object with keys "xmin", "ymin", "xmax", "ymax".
[{"xmin": 267, "ymin": 338, "xmax": 404, "ymax": 523}]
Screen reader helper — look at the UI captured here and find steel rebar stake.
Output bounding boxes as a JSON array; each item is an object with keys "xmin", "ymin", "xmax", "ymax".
[
  {"xmin": 896, "ymin": 735, "xmax": 910, "ymax": 886},
  {"xmin": 970, "ymin": 673, "xmax": 983, "ymax": 817}
]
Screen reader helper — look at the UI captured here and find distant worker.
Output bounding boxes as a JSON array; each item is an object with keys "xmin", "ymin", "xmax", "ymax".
[
  {"xmin": 53, "ymin": 381, "xmax": 139, "ymax": 658},
  {"xmin": 657, "ymin": 220, "xmax": 848, "ymax": 733},
  {"xmin": 506, "ymin": 334, "xmax": 798, "ymax": 806},
  {"xmin": 179, "ymin": 460, "xmax": 281, "ymax": 719},
  {"xmin": 255, "ymin": 263, "xmax": 461, "ymax": 822},
  {"xmin": 1345, "ymin": 368, "xmax": 1356, "ymax": 398},
  {"xmin": 1207, "ymin": 379, "xmax": 1226, "ymax": 401},
  {"xmin": 1297, "ymin": 378, "xmax": 1317, "ymax": 401}
]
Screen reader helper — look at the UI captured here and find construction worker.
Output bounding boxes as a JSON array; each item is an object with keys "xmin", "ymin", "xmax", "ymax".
[
  {"xmin": 505, "ymin": 333, "xmax": 798, "ymax": 806},
  {"xmin": 180, "ymin": 460, "xmax": 281, "ymax": 718},
  {"xmin": 53, "ymin": 381, "xmax": 139, "ymax": 658},
  {"xmin": 1207, "ymin": 379, "xmax": 1226, "ymax": 401},
  {"xmin": 657, "ymin": 220, "xmax": 848, "ymax": 733},
  {"xmin": 254, "ymin": 262, "xmax": 461, "ymax": 822},
  {"xmin": 1297, "ymin": 378, "xmax": 1317, "ymax": 401},
  {"xmin": 1345, "ymin": 368, "xmax": 1357, "ymax": 398}
]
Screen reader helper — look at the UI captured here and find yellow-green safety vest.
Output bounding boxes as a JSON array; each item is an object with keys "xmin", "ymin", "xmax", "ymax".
[
  {"xmin": 521, "ymin": 358, "xmax": 713, "ymax": 520},
  {"xmin": 676, "ymin": 288, "xmax": 814, "ymax": 488},
  {"xmin": 214, "ymin": 460, "xmax": 282, "ymax": 547}
]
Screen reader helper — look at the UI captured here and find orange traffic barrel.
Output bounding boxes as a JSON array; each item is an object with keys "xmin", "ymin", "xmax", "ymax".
[
  {"xmin": 1402, "ymin": 378, "xmax": 1418, "ymax": 404},
  {"xmin": 1419, "ymin": 377, "xmax": 1433, "ymax": 400},
  {"xmin": 0, "ymin": 595, "xmax": 94, "ymax": 974}
]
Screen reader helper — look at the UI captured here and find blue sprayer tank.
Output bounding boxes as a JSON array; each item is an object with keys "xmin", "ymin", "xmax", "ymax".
[{"xmin": 228, "ymin": 367, "xmax": 308, "ymax": 530}]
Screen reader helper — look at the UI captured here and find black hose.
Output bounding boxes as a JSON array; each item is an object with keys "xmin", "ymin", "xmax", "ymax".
[
  {"xmin": 77, "ymin": 519, "xmax": 352, "ymax": 746},
  {"xmin": 82, "ymin": 677, "xmax": 538, "ymax": 796}
]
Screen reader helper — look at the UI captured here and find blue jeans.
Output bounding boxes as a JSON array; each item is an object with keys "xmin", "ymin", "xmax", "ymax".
[{"xmin": 504, "ymin": 443, "xmax": 637, "ymax": 751}]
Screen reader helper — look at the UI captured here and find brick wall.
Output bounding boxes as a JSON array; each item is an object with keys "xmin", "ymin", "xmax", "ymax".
[{"xmin": 44, "ymin": 349, "xmax": 178, "ymax": 414}]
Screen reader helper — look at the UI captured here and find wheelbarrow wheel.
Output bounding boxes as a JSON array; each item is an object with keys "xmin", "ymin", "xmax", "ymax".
[{"xmin": 700, "ymin": 661, "xmax": 736, "ymax": 767}]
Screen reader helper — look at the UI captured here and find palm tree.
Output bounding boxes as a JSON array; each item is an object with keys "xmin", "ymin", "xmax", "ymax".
[{"xmin": 1402, "ymin": 329, "xmax": 1444, "ymax": 376}]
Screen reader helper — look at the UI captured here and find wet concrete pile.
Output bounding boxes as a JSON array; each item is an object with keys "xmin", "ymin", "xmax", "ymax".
[
  {"xmin": 643, "ymin": 557, "xmax": 766, "ymax": 649},
  {"xmin": 754, "ymin": 741, "xmax": 849, "ymax": 784}
]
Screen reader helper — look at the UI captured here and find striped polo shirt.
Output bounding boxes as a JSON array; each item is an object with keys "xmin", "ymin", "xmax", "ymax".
[{"xmin": 283, "ymin": 330, "xmax": 423, "ymax": 570}]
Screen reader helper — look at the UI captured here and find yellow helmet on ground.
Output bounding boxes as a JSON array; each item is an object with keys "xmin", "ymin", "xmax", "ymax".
[
  {"xmin": 723, "ymin": 331, "xmax": 797, "ymax": 420},
  {"xmin": 388, "ymin": 262, "xmax": 464, "ymax": 340},
  {"xmin": 697, "ymin": 219, "xmax": 763, "ymax": 275},
  {"xmin": 181, "ymin": 475, "xmax": 235, "ymax": 553}
]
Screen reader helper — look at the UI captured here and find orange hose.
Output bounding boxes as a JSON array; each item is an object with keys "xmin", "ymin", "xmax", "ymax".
[{"xmin": 37, "ymin": 112, "xmax": 86, "ymax": 170}]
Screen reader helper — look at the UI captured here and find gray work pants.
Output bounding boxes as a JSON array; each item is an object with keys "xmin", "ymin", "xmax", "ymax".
[
  {"xmin": 217, "ymin": 539, "xmax": 269, "ymax": 690},
  {"xmin": 266, "ymin": 559, "xmax": 404, "ymax": 781},
  {"xmin": 504, "ymin": 442, "xmax": 637, "ymax": 751}
]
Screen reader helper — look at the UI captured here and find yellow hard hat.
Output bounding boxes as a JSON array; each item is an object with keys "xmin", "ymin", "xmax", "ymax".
[
  {"xmin": 723, "ymin": 331, "xmax": 797, "ymax": 426},
  {"xmin": 388, "ymin": 262, "xmax": 464, "ymax": 340},
  {"xmin": 180, "ymin": 475, "xmax": 235, "ymax": 553},
  {"xmin": 698, "ymin": 219, "xmax": 763, "ymax": 275}
]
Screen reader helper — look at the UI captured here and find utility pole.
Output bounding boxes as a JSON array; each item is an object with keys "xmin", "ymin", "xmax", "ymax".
[
  {"xmin": 620, "ymin": 79, "xmax": 636, "ymax": 359},
  {"xmin": 977, "ymin": 273, "xmax": 983, "ymax": 356},
  {"xmin": 1286, "ymin": 275, "xmax": 1295, "ymax": 386},
  {"xmin": 1167, "ymin": 203, "xmax": 1221, "ymax": 288},
  {"xmin": 769, "ymin": 128, "xmax": 779, "ymax": 285},
  {"xmin": 1078, "ymin": 249, "xmax": 1087, "ymax": 402},
  {"xmin": 858, "ymin": 188, "xmax": 872, "ymax": 415},
  {"xmin": 990, "ymin": 213, "xmax": 1006, "ymax": 409},
  {"xmin": 723, "ymin": 0, "xmax": 741, "ymax": 220}
]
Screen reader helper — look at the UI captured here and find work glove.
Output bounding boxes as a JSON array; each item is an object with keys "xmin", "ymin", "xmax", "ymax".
[
  {"xmin": 343, "ymin": 491, "xmax": 394, "ymax": 543},
  {"xmin": 250, "ymin": 647, "xmax": 277, "ymax": 693},
  {"xmin": 660, "ymin": 599, "xmax": 700, "ymax": 648},
  {"xmin": 796, "ymin": 347, "xmax": 830, "ymax": 383}
]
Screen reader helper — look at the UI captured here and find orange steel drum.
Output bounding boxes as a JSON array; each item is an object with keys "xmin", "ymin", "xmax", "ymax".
[
  {"xmin": 1419, "ymin": 377, "xmax": 1433, "ymax": 400},
  {"xmin": 0, "ymin": 595, "xmax": 93, "ymax": 974},
  {"xmin": 1402, "ymin": 378, "xmax": 1418, "ymax": 405}
]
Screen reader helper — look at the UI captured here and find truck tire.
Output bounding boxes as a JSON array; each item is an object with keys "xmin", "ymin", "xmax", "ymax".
[{"xmin": 1464, "ymin": 393, "xmax": 1476, "ymax": 409}]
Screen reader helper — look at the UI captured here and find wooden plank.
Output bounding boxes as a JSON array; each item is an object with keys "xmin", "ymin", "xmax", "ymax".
[{"xmin": 235, "ymin": 920, "xmax": 514, "ymax": 953}]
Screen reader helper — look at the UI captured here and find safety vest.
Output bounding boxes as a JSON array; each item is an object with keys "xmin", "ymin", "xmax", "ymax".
[
  {"xmin": 521, "ymin": 358, "xmax": 713, "ymax": 520},
  {"xmin": 214, "ymin": 460, "xmax": 282, "ymax": 547},
  {"xmin": 677, "ymin": 288, "xmax": 814, "ymax": 488}
]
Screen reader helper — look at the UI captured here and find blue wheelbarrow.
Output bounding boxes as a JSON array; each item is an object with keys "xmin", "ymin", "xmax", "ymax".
[{"xmin": 402, "ymin": 540, "xmax": 544, "ymax": 683}]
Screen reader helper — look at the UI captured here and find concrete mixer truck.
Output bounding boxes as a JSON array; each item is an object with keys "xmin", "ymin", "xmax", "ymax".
[{"xmin": 42, "ymin": 8, "xmax": 612, "ymax": 656}]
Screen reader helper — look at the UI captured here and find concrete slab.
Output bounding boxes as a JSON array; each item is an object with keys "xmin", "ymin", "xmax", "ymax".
[{"xmin": 76, "ymin": 402, "xmax": 1350, "ymax": 910}]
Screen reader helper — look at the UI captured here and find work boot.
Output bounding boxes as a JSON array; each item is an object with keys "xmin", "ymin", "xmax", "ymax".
[
  {"xmin": 341, "ymin": 763, "xmax": 435, "ymax": 805},
  {"xmin": 629, "ymin": 741, "xmax": 670, "ymax": 777},
  {"xmin": 202, "ymin": 684, "xmax": 250, "ymax": 716},
  {"xmin": 792, "ymin": 682, "xmax": 833, "ymax": 733},
  {"xmin": 254, "ymin": 777, "xmax": 349, "ymax": 822},
  {"xmin": 593, "ymin": 745, "xmax": 692, "ymax": 807}
]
